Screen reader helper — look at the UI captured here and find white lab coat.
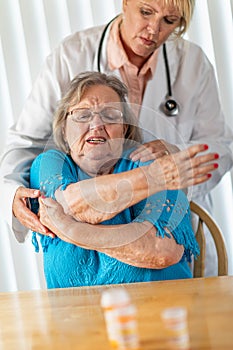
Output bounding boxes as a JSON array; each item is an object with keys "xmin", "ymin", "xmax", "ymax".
[{"xmin": 0, "ymin": 24, "xmax": 232, "ymax": 249}]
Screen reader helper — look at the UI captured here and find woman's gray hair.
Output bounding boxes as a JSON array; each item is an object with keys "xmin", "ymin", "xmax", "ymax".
[{"xmin": 53, "ymin": 71, "xmax": 142, "ymax": 153}]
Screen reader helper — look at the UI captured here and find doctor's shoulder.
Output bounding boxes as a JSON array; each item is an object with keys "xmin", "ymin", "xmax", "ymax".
[
  {"xmin": 167, "ymin": 37, "xmax": 214, "ymax": 76},
  {"xmin": 42, "ymin": 24, "xmax": 105, "ymax": 80},
  {"xmin": 56, "ymin": 24, "xmax": 105, "ymax": 54}
]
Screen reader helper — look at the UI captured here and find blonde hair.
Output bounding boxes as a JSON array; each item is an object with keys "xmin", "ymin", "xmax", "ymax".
[
  {"xmin": 53, "ymin": 71, "xmax": 142, "ymax": 153},
  {"xmin": 162, "ymin": 0, "xmax": 195, "ymax": 36}
]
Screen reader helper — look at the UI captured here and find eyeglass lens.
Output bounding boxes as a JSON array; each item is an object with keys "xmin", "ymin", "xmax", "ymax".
[{"xmin": 69, "ymin": 107, "xmax": 123, "ymax": 123}]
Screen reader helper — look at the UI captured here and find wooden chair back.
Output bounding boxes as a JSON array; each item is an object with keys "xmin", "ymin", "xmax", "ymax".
[{"xmin": 190, "ymin": 201, "xmax": 228, "ymax": 277}]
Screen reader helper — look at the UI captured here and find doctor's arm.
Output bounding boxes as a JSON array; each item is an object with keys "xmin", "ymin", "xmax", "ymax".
[{"xmin": 0, "ymin": 47, "xmax": 71, "ymax": 241}]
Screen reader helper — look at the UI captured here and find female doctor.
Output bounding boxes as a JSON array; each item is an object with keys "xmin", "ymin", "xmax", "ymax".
[{"xmin": 0, "ymin": 0, "xmax": 232, "ymax": 276}]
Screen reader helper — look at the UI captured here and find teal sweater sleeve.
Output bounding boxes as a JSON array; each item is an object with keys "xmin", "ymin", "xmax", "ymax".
[
  {"xmin": 30, "ymin": 149, "xmax": 78, "ymax": 200},
  {"xmin": 30, "ymin": 149, "xmax": 78, "ymax": 252},
  {"xmin": 132, "ymin": 190, "xmax": 199, "ymax": 262}
]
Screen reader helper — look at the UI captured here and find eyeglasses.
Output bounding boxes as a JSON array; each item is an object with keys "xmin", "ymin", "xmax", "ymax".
[{"xmin": 66, "ymin": 107, "xmax": 123, "ymax": 124}]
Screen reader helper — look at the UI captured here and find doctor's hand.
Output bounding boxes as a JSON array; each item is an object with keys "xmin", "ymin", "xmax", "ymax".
[
  {"xmin": 12, "ymin": 186, "xmax": 53, "ymax": 236},
  {"xmin": 130, "ymin": 139, "xmax": 180, "ymax": 162}
]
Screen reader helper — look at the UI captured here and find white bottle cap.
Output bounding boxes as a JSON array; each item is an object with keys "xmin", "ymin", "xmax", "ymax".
[
  {"xmin": 161, "ymin": 307, "xmax": 187, "ymax": 323},
  {"xmin": 101, "ymin": 288, "xmax": 130, "ymax": 308}
]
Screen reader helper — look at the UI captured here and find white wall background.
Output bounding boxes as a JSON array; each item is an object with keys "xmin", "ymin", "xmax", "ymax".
[{"xmin": 0, "ymin": 0, "xmax": 233, "ymax": 292}]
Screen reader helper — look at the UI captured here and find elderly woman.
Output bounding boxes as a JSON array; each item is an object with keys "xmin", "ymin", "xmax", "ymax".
[{"xmin": 30, "ymin": 72, "xmax": 218, "ymax": 289}]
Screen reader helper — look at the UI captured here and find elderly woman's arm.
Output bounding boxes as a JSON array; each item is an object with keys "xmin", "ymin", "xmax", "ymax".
[
  {"xmin": 39, "ymin": 197, "xmax": 184, "ymax": 269},
  {"xmin": 56, "ymin": 144, "xmax": 217, "ymax": 224}
]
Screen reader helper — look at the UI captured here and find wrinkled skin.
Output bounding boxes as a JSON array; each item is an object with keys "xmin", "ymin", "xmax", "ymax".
[
  {"xmin": 13, "ymin": 143, "xmax": 218, "ymax": 235},
  {"xmin": 56, "ymin": 144, "xmax": 218, "ymax": 224},
  {"xmin": 38, "ymin": 196, "xmax": 184, "ymax": 269}
]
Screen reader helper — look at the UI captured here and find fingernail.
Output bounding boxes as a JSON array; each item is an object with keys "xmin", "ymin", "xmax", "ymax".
[
  {"xmin": 49, "ymin": 233, "xmax": 55, "ymax": 239},
  {"xmin": 203, "ymin": 144, "xmax": 209, "ymax": 150},
  {"xmin": 214, "ymin": 154, "xmax": 219, "ymax": 159},
  {"xmin": 207, "ymin": 174, "xmax": 212, "ymax": 178},
  {"xmin": 214, "ymin": 163, "xmax": 219, "ymax": 168}
]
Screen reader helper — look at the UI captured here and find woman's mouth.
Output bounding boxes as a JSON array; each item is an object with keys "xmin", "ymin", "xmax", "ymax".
[
  {"xmin": 86, "ymin": 137, "xmax": 106, "ymax": 144},
  {"xmin": 140, "ymin": 37, "xmax": 156, "ymax": 46}
]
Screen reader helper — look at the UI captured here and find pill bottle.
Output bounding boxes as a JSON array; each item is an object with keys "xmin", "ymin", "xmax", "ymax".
[
  {"xmin": 161, "ymin": 306, "xmax": 190, "ymax": 349},
  {"xmin": 101, "ymin": 288, "xmax": 140, "ymax": 349}
]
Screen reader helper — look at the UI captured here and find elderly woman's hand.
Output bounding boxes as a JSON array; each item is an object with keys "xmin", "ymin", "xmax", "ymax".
[
  {"xmin": 12, "ymin": 186, "xmax": 51, "ymax": 235},
  {"xmin": 130, "ymin": 139, "xmax": 180, "ymax": 162},
  {"xmin": 147, "ymin": 143, "xmax": 219, "ymax": 190},
  {"xmin": 38, "ymin": 197, "xmax": 68, "ymax": 240}
]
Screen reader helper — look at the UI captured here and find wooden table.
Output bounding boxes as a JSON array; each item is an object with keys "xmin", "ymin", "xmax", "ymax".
[{"xmin": 0, "ymin": 276, "xmax": 233, "ymax": 349}]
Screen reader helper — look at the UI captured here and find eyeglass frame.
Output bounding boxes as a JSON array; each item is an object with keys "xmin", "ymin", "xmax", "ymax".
[{"xmin": 66, "ymin": 106, "xmax": 124, "ymax": 124}]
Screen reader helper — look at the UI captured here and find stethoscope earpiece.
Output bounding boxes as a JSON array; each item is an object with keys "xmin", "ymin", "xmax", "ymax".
[{"xmin": 162, "ymin": 97, "xmax": 179, "ymax": 117}]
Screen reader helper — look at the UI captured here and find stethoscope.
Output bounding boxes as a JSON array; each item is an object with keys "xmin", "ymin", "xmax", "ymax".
[{"xmin": 97, "ymin": 16, "xmax": 180, "ymax": 117}]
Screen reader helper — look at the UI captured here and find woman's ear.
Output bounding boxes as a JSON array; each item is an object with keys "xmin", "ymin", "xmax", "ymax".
[
  {"xmin": 62, "ymin": 124, "xmax": 67, "ymax": 141},
  {"xmin": 123, "ymin": 0, "xmax": 128, "ymax": 10},
  {"xmin": 122, "ymin": 0, "xmax": 128, "ymax": 13}
]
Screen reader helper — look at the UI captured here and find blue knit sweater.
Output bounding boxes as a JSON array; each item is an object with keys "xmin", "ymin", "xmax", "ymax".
[{"xmin": 30, "ymin": 149, "xmax": 199, "ymax": 289}]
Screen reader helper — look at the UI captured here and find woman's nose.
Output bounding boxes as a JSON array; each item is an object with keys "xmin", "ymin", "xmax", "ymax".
[
  {"xmin": 147, "ymin": 17, "xmax": 161, "ymax": 36},
  {"xmin": 89, "ymin": 114, "xmax": 105, "ymax": 130}
]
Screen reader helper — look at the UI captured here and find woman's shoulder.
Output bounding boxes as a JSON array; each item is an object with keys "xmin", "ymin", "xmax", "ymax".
[
  {"xmin": 32, "ymin": 149, "xmax": 75, "ymax": 168},
  {"xmin": 167, "ymin": 37, "xmax": 212, "ymax": 68},
  {"xmin": 167, "ymin": 37, "xmax": 205, "ymax": 53},
  {"xmin": 34, "ymin": 149, "xmax": 67, "ymax": 161},
  {"xmin": 58, "ymin": 24, "xmax": 105, "ymax": 52}
]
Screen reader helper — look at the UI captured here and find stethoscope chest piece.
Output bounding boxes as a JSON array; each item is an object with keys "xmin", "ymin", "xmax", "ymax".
[
  {"xmin": 161, "ymin": 43, "xmax": 180, "ymax": 117},
  {"xmin": 162, "ymin": 97, "xmax": 179, "ymax": 116}
]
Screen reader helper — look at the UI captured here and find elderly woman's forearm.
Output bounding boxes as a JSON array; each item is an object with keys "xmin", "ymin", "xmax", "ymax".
[
  {"xmin": 55, "ymin": 144, "xmax": 218, "ymax": 224},
  {"xmin": 55, "ymin": 165, "xmax": 161, "ymax": 224},
  {"xmin": 39, "ymin": 197, "xmax": 184, "ymax": 269},
  {"xmin": 99, "ymin": 228, "xmax": 184, "ymax": 269},
  {"xmin": 62, "ymin": 222, "xmax": 183, "ymax": 269},
  {"xmin": 56, "ymin": 221, "xmax": 183, "ymax": 269}
]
